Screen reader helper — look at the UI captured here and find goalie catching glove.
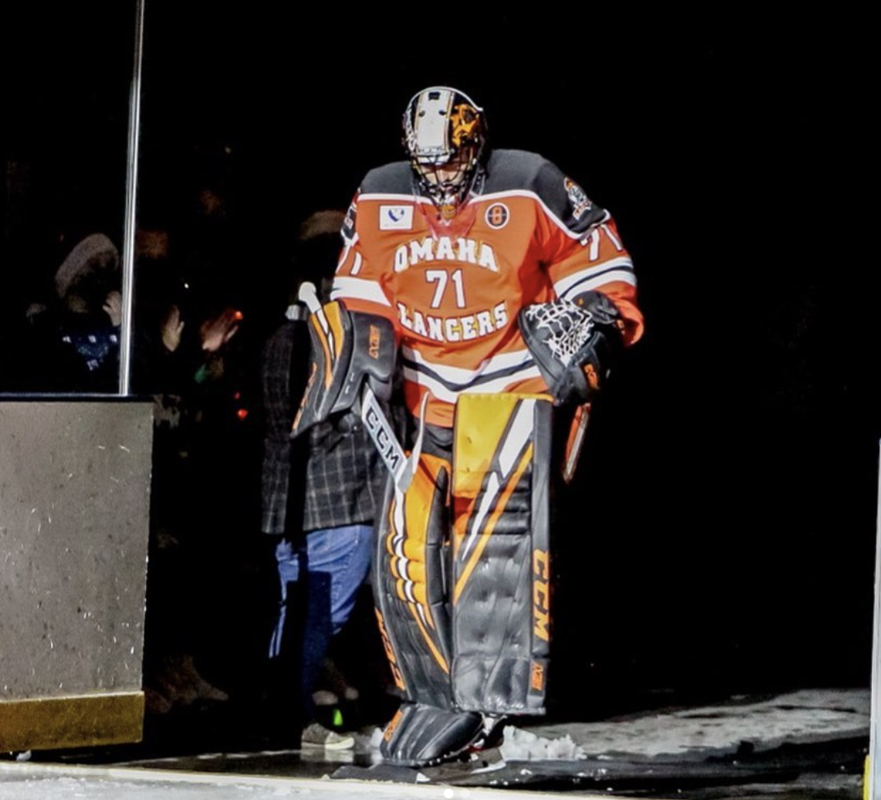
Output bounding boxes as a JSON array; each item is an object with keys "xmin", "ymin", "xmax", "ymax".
[{"xmin": 519, "ymin": 291, "xmax": 624, "ymax": 406}]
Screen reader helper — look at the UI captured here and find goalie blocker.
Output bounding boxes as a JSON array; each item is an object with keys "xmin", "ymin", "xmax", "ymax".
[{"xmin": 291, "ymin": 299, "xmax": 396, "ymax": 437}]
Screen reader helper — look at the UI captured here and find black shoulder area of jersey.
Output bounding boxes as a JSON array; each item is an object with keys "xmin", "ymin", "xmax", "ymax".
[
  {"xmin": 483, "ymin": 149, "xmax": 608, "ymax": 235},
  {"xmin": 360, "ymin": 161, "xmax": 413, "ymax": 196},
  {"xmin": 482, "ymin": 149, "xmax": 548, "ymax": 191}
]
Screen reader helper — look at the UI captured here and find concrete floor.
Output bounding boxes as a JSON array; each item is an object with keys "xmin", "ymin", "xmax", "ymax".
[{"xmin": 1, "ymin": 687, "xmax": 869, "ymax": 799}]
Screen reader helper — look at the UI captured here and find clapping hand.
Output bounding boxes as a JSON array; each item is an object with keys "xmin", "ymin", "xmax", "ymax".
[
  {"xmin": 103, "ymin": 290, "xmax": 123, "ymax": 326},
  {"xmin": 200, "ymin": 307, "xmax": 242, "ymax": 353},
  {"xmin": 161, "ymin": 304, "xmax": 185, "ymax": 353}
]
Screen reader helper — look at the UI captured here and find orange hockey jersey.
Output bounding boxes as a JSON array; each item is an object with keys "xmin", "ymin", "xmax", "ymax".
[{"xmin": 331, "ymin": 149, "xmax": 644, "ymax": 428}]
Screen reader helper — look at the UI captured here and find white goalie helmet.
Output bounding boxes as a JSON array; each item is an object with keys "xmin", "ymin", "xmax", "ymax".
[{"xmin": 402, "ymin": 86, "xmax": 487, "ymax": 219}]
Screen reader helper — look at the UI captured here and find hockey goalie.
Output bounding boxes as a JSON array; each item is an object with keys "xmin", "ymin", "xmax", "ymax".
[{"xmin": 293, "ymin": 86, "xmax": 644, "ymax": 767}]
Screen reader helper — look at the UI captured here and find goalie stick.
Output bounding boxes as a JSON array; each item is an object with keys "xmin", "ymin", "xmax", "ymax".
[{"xmin": 562, "ymin": 402, "xmax": 590, "ymax": 484}]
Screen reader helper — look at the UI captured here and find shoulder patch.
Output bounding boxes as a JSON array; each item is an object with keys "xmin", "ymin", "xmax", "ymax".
[
  {"xmin": 379, "ymin": 205, "xmax": 414, "ymax": 230},
  {"xmin": 484, "ymin": 203, "xmax": 510, "ymax": 229},
  {"xmin": 563, "ymin": 177, "xmax": 593, "ymax": 221},
  {"xmin": 342, "ymin": 201, "xmax": 357, "ymax": 243}
]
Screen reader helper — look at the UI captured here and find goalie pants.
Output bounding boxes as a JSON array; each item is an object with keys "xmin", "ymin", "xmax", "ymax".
[{"xmin": 373, "ymin": 393, "xmax": 554, "ymax": 717}]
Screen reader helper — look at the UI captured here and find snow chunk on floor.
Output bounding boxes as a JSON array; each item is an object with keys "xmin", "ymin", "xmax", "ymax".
[{"xmin": 500, "ymin": 725, "xmax": 586, "ymax": 761}]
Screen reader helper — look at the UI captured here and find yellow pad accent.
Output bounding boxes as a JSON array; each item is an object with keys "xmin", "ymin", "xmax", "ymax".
[
  {"xmin": 453, "ymin": 393, "xmax": 547, "ymax": 499},
  {"xmin": 452, "ymin": 393, "xmax": 549, "ymax": 599},
  {"xmin": 384, "ymin": 452, "xmax": 450, "ymax": 672}
]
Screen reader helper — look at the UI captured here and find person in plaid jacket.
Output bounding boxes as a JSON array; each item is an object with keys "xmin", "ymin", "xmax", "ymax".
[{"xmin": 260, "ymin": 211, "xmax": 385, "ymax": 749}]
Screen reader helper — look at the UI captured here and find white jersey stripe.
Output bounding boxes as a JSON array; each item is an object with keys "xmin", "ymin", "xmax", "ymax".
[
  {"xmin": 359, "ymin": 192, "xmax": 418, "ymax": 202},
  {"xmin": 331, "ymin": 276, "xmax": 392, "ymax": 307},
  {"xmin": 553, "ymin": 256, "xmax": 635, "ymax": 297},
  {"xmin": 558, "ymin": 270, "xmax": 638, "ymax": 301},
  {"xmin": 587, "ymin": 229, "xmax": 600, "ymax": 260},
  {"xmin": 359, "ymin": 189, "xmax": 611, "ymax": 242},
  {"xmin": 601, "ymin": 222, "xmax": 623, "ymax": 250},
  {"xmin": 402, "ymin": 364, "xmax": 543, "ymax": 404},
  {"xmin": 401, "ymin": 345, "xmax": 535, "ymax": 384},
  {"xmin": 470, "ymin": 189, "xmax": 611, "ymax": 240}
]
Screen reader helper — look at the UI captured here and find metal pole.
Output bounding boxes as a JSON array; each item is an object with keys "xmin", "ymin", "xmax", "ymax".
[
  {"xmin": 868, "ymin": 440, "xmax": 881, "ymax": 800},
  {"xmin": 118, "ymin": 0, "xmax": 146, "ymax": 395}
]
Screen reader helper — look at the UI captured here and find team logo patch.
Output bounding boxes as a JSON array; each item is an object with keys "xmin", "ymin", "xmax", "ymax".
[
  {"xmin": 564, "ymin": 177, "xmax": 592, "ymax": 220},
  {"xmin": 485, "ymin": 202, "xmax": 509, "ymax": 229},
  {"xmin": 380, "ymin": 205, "xmax": 414, "ymax": 230},
  {"xmin": 342, "ymin": 202, "xmax": 358, "ymax": 243}
]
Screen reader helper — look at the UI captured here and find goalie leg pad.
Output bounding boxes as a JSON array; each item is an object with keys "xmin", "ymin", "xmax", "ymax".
[
  {"xmin": 379, "ymin": 702, "xmax": 484, "ymax": 767},
  {"xmin": 373, "ymin": 453, "xmax": 455, "ymax": 710},
  {"xmin": 451, "ymin": 393, "xmax": 553, "ymax": 715}
]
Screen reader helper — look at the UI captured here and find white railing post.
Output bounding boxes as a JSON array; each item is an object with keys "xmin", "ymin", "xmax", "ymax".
[
  {"xmin": 118, "ymin": 0, "xmax": 146, "ymax": 395},
  {"xmin": 867, "ymin": 441, "xmax": 881, "ymax": 800}
]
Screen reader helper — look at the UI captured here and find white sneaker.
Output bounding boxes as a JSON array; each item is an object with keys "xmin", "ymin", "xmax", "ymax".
[{"xmin": 301, "ymin": 722, "xmax": 355, "ymax": 751}]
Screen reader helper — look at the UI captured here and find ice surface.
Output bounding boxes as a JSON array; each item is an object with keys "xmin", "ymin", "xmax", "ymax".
[
  {"xmin": 335, "ymin": 689, "xmax": 869, "ymax": 764},
  {"xmin": 1, "ymin": 689, "xmax": 865, "ymax": 799},
  {"xmin": 525, "ymin": 687, "xmax": 870, "ymax": 760}
]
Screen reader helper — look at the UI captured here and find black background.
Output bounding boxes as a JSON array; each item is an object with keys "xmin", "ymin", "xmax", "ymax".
[{"xmin": 3, "ymin": 4, "xmax": 877, "ymax": 709}]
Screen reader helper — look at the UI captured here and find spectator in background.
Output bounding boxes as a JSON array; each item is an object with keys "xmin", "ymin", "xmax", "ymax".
[
  {"xmin": 20, "ymin": 232, "xmax": 122, "ymax": 392},
  {"xmin": 260, "ymin": 210, "xmax": 385, "ymax": 750},
  {"xmin": 131, "ymin": 222, "xmax": 245, "ymax": 717}
]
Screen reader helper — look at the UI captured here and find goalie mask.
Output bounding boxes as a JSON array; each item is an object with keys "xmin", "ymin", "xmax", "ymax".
[{"xmin": 403, "ymin": 86, "xmax": 486, "ymax": 221}]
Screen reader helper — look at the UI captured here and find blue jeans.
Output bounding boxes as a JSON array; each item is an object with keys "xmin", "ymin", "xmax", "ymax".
[{"xmin": 268, "ymin": 523, "xmax": 373, "ymax": 719}]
